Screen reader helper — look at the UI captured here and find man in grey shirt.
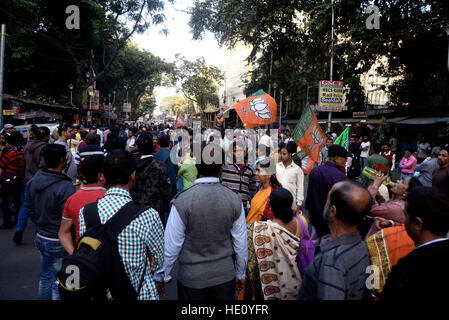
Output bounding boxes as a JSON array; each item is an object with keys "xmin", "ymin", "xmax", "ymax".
[
  {"xmin": 415, "ymin": 147, "xmax": 440, "ymax": 187},
  {"xmin": 297, "ymin": 180, "xmax": 373, "ymax": 300}
]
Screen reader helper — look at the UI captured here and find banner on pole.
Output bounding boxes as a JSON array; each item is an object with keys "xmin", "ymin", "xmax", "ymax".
[
  {"xmin": 122, "ymin": 102, "xmax": 131, "ymax": 113},
  {"xmin": 233, "ymin": 90, "xmax": 277, "ymax": 129},
  {"xmin": 292, "ymin": 104, "xmax": 326, "ymax": 163},
  {"xmin": 317, "ymin": 80, "xmax": 344, "ymax": 112},
  {"xmin": 175, "ymin": 114, "xmax": 186, "ymax": 128},
  {"xmin": 334, "ymin": 125, "xmax": 351, "ymax": 150}
]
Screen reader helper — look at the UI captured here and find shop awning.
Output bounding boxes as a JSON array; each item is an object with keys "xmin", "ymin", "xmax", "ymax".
[
  {"xmin": 3, "ymin": 93, "xmax": 78, "ymax": 111},
  {"xmin": 392, "ymin": 117, "xmax": 449, "ymax": 125}
]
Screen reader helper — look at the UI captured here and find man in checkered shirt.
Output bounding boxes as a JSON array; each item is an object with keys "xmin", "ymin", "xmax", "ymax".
[{"xmin": 78, "ymin": 150, "xmax": 164, "ymax": 300}]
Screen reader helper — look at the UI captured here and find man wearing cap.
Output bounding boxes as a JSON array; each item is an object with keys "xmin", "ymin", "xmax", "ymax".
[
  {"xmin": 305, "ymin": 144, "xmax": 349, "ymax": 251},
  {"xmin": 1, "ymin": 124, "xmax": 15, "ymax": 136}
]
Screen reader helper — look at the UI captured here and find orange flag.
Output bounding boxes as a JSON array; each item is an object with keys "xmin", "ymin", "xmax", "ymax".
[
  {"xmin": 292, "ymin": 105, "xmax": 326, "ymax": 163},
  {"xmin": 175, "ymin": 114, "xmax": 185, "ymax": 128},
  {"xmin": 233, "ymin": 90, "xmax": 277, "ymax": 129}
]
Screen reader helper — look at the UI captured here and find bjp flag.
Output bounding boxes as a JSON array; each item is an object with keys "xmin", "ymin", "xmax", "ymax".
[
  {"xmin": 175, "ymin": 114, "xmax": 185, "ymax": 128},
  {"xmin": 233, "ymin": 90, "xmax": 277, "ymax": 129},
  {"xmin": 292, "ymin": 104, "xmax": 326, "ymax": 163}
]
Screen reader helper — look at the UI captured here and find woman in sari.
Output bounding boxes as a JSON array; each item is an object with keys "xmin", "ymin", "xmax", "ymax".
[
  {"xmin": 246, "ymin": 159, "xmax": 281, "ymax": 223},
  {"xmin": 365, "ymin": 174, "xmax": 422, "ymax": 239},
  {"xmin": 245, "ymin": 188, "xmax": 309, "ymax": 300}
]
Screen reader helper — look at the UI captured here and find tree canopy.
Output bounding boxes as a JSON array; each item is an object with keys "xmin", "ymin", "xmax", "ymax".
[
  {"xmin": 170, "ymin": 54, "xmax": 224, "ymax": 114},
  {"xmin": 0, "ymin": 0, "xmax": 172, "ymax": 114},
  {"xmin": 189, "ymin": 0, "xmax": 449, "ymax": 113}
]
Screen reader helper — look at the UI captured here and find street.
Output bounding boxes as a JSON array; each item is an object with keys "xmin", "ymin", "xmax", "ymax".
[{"xmin": 0, "ymin": 219, "xmax": 178, "ymax": 300}]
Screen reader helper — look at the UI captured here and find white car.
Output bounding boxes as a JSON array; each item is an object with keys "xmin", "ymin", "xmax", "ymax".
[{"xmin": 14, "ymin": 123, "xmax": 59, "ymax": 139}]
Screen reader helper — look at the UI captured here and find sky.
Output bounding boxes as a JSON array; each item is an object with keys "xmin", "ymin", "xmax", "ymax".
[{"xmin": 131, "ymin": 0, "xmax": 227, "ymax": 116}]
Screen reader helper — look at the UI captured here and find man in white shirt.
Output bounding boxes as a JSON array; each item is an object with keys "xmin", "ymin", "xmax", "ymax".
[
  {"xmin": 417, "ymin": 137, "xmax": 431, "ymax": 164},
  {"xmin": 276, "ymin": 141, "xmax": 304, "ymax": 215},
  {"xmin": 360, "ymin": 135, "xmax": 371, "ymax": 174}
]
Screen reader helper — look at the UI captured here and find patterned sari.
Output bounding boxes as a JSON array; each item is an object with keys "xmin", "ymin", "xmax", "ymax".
[{"xmin": 245, "ymin": 220, "xmax": 302, "ymax": 300}]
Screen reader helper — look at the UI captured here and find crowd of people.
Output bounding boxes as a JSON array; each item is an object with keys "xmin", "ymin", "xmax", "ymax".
[{"xmin": 0, "ymin": 114, "xmax": 448, "ymax": 301}]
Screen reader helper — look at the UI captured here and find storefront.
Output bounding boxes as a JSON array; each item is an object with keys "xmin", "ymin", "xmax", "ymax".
[{"xmin": 2, "ymin": 93, "xmax": 78, "ymax": 126}]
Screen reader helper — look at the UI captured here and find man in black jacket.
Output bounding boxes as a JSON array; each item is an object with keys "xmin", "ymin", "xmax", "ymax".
[
  {"xmin": 27, "ymin": 144, "xmax": 75, "ymax": 300},
  {"xmin": 381, "ymin": 187, "xmax": 449, "ymax": 300},
  {"xmin": 130, "ymin": 132, "xmax": 172, "ymax": 225}
]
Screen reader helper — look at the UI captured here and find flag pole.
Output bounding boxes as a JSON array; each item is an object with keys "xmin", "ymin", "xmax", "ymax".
[{"xmin": 327, "ymin": 0, "xmax": 334, "ymax": 133}]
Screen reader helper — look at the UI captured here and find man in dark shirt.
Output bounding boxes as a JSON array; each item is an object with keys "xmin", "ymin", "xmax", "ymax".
[
  {"xmin": 131, "ymin": 132, "xmax": 172, "ymax": 225},
  {"xmin": 381, "ymin": 187, "xmax": 449, "ymax": 300},
  {"xmin": 154, "ymin": 134, "xmax": 178, "ymax": 196},
  {"xmin": 297, "ymin": 180, "xmax": 373, "ymax": 300},
  {"xmin": 305, "ymin": 145, "xmax": 348, "ymax": 249},
  {"xmin": 347, "ymin": 135, "xmax": 361, "ymax": 179},
  {"xmin": 432, "ymin": 147, "xmax": 449, "ymax": 199}
]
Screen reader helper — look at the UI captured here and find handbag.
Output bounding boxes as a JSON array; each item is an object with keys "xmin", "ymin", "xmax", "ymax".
[{"xmin": 295, "ymin": 214, "xmax": 316, "ymax": 278}]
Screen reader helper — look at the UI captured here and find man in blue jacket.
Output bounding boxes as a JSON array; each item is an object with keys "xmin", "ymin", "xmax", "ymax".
[
  {"xmin": 27, "ymin": 144, "xmax": 75, "ymax": 300},
  {"xmin": 154, "ymin": 134, "xmax": 178, "ymax": 196}
]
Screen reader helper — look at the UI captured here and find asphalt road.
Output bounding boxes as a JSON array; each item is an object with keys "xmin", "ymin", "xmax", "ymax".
[{"xmin": 0, "ymin": 217, "xmax": 178, "ymax": 300}]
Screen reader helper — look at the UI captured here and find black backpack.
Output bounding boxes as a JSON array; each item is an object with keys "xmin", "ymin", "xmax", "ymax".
[{"xmin": 57, "ymin": 201, "xmax": 150, "ymax": 300}]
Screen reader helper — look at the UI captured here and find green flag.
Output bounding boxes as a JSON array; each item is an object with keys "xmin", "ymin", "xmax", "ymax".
[{"xmin": 334, "ymin": 126, "xmax": 351, "ymax": 150}]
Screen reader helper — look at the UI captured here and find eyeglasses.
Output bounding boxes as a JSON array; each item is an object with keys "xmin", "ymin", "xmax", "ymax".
[{"xmin": 438, "ymin": 154, "xmax": 448, "ymax": 157}]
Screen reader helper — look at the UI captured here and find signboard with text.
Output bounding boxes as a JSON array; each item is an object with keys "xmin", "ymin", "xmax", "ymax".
[
  {"xmin": 123, "ymin": 102, "xmax": 131, "ymax": 113},
  {"xmin": 318, "ymin": 80, "xmax": 344, "ymax": 112},
  {"xmin": 83, "ymin": 89, "xmax": 100, "ymax": 110}
]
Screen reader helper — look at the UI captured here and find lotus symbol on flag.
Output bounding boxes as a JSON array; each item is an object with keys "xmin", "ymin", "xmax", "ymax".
[{"xmin": 249, "ymin": 97, "xmax": 271, "ymax": 120}]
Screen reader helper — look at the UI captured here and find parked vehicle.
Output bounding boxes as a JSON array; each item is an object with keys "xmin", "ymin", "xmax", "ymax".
[{"xmin": 14, "ymin": 123, "xmax": 59, "ymax": 139}]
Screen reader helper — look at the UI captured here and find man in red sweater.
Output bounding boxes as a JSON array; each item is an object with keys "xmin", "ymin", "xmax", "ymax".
[
  {"xmin": 58, "ymin": 155, "xmax": 106, "ymax": 253},
  {"xmin": 0, "ymin": 132, "xmax": 24, "ymax": 229}
]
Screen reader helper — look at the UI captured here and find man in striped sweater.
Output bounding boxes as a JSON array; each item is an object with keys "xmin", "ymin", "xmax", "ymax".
[
  {"xmin": 0, "ymin": 132, "xmax": 24, "ymax": 229},
  {"xmin": 221, "ymin": 142, "xmax": 257, "ymax": 214}
]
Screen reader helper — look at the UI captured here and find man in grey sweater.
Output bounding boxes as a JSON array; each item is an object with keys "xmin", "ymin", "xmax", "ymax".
[
  {"xmin": 297, "ymin": 180, "xmax": 373, "ymax": 300},
  {"xmin": 153, "ymin": 143, "xmax": 248, "ymax": 300}
]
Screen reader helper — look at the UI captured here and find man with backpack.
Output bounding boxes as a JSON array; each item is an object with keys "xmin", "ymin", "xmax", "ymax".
[
  {"xmin": 76, "ymin": 150, "xmax": 164, "ymax": 300},
  {"xmin": 26, "ymin": 144, "xmax": 76, "ymax": 300}
]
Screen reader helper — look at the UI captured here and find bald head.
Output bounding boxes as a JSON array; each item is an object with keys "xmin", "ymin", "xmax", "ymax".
[{"xmin": 328, "ymin": 180, "xmax": 373, "ymax": 225}]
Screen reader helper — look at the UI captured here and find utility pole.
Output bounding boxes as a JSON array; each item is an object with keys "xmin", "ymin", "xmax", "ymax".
[
  {"xmin": 0, "ymin": 25, "xmax": 6, "ymax": 130},
  {"xmin": 445, "ymin": 26, "xmax": 449, "ymax": 72},
  {"xmin": 327, "ymin": 0, "xmax": 335, "ymax": 133}
]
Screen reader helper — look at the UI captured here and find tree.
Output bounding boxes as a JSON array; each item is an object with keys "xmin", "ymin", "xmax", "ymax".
[
  {"xmin": 0, "ymin": 0, "xmax": 171, "ymax": 114},
  {"xmin": 133, "ymin": 93, "xmax": 157, "ymax": 120},
  {"xmin": 160, "ymin": 95, "xmax": 193, "ymax": 116},
  {"xmin": 189, "ymin": 0, "xmax": 449, "ymax": 112},
  {"xmin": 98, "ymin": 42, "xmax": 173, "ymax": 121},
  {"xmin": 170, "ymin": 54, "xmax": 224, "ymax": 114}
]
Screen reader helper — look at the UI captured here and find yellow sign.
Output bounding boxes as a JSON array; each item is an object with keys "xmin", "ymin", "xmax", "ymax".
[
  {"xmin": 318, "ymin": 80, "xmax": 344, "ymax": 112},
  {"xmin": 3, "ymin": 109, "xmax": 15, "ymax": 116}
]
